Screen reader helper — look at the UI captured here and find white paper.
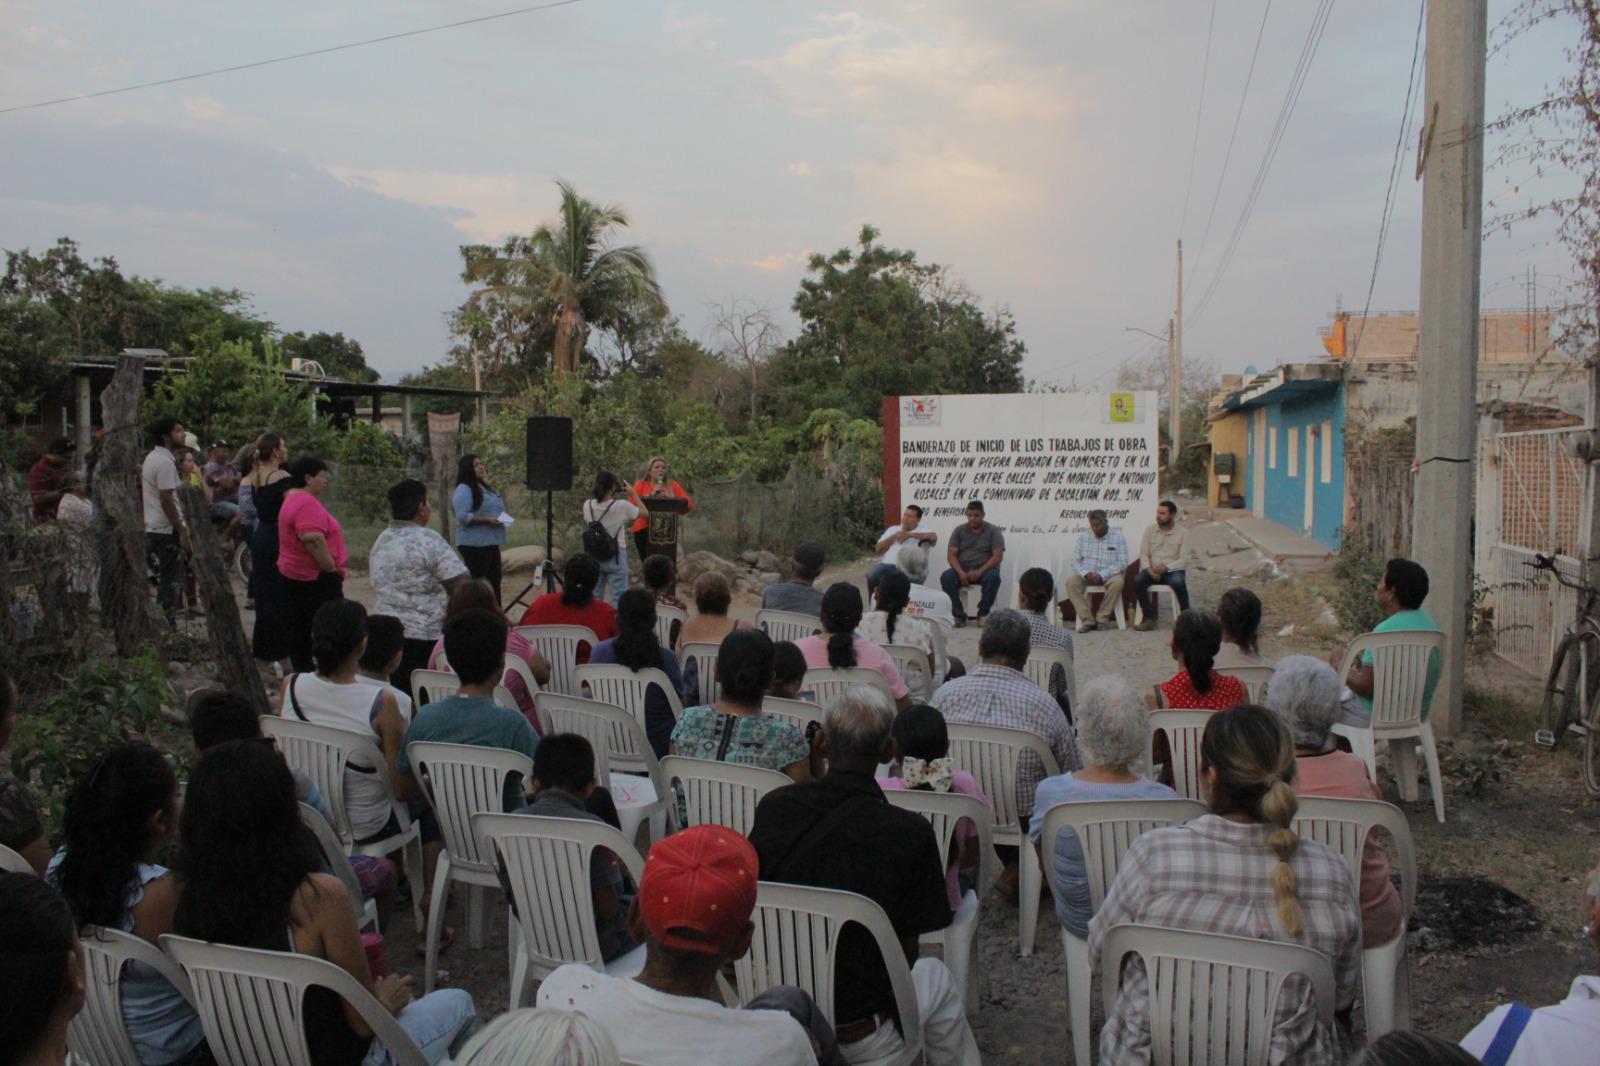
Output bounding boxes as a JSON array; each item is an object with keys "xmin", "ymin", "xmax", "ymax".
[{"xmin": 496, "ymin": 512, "xmax": 516, "ymax": 526}]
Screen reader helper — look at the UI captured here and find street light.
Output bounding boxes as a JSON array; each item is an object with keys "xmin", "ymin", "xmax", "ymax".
[
  {"xmin": 1121, "ymin": 326, "xmax": 1167, "ymax": 343},
  {"xmin": 1120, "ymin": 321, "xmax": 1180, "ymax": 464}
]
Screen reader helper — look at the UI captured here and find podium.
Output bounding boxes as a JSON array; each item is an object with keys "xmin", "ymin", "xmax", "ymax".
[{"xmin": 640, "ymin": 496, "xmax": 690, "ymax": 562}]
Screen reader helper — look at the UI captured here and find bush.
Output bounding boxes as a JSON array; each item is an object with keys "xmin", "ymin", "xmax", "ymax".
[{"xmin": 1330, "ymin": 527, "xmax": 1386, "ymax": 634}]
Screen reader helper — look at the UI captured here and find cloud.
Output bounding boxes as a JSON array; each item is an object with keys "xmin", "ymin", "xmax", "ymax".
[
  {"xmin": 783, "ymin": 161, "xmax": 815, "ymax": 177},
  {"xmin": 180, "ymin": 95, "xmax": 224, "ymax": 121},
  {"xmin": 326, "ymin": 167, "xmax": 543, "ymax": 244},
  {"xmin": 660, "ymin": 3, "xmax": 719, "ymax": 54},
  {"xmin": 19, "ymin": 25, "xmax": 48, "ymax": 45},
  {"xmin": 738, "ymin": 250, "xmax": 809, "ymax": 273}
]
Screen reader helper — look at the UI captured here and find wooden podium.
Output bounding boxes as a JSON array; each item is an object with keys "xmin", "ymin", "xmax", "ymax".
[{"xmin": 640, "ymin": 496, "xmax": 690, "ymax": 562}]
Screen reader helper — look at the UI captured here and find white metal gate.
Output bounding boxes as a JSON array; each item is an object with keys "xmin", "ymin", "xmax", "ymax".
[{"xmin": 1478, "ymin": 427, "xmax": 1588, "ymax": 676}]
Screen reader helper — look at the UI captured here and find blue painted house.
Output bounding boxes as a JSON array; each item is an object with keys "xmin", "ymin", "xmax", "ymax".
[{"xmin": 1221, "ymin": 363, "xmax": 1346, "ymax": 548}]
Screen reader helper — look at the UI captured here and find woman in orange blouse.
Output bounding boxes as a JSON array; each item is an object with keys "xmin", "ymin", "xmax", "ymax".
[{"xmin": 630, "ymin": 455, "xmax": 693, "ymax": 563}]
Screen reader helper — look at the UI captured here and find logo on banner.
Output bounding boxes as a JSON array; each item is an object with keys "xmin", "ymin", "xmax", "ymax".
[
  {"xmin": 1108, "ymin": 393, "xmax": 1136, "ymax": 423},
  {"xmin": 902, "ymin": 396, "xmax": 941, "ymax": 425}
]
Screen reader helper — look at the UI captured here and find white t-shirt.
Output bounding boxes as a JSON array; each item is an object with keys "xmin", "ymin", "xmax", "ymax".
[
  {"xmin": 876, "ymin": 524, "xmax": 935, "ymax": 568},
  {"xmin": 141, "ymin": 446, "xmax": 180, "ymax": 533},
  {"xmin": 536, "ymin": 965, "xmax": 818, "ymax": 1066},
  {"xmin": 281, "ymin": 673, "xmax": 393, "ymax": 840},
  {"xmin": 1461, "ymin": 976, "xmax": 1600, "ymax": 1064},
  {"xmin": 907, "ymin": 582, "xmax": 956, "ymax": 631},
  {"xmin": 355, "ymin": 674, "xmax": 414, "ymax": 721},
  {"xmin": 583, "ymin": 498, "xmax": 641, "ymax": 554}
]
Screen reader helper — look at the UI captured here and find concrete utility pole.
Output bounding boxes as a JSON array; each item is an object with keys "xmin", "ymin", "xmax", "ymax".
[
  {"xmin": 1412, "ymin": 0, "xmax": 1487, "ymax": 737},
  {"xmin": 1173, "ymin": 240, "xmax": 1183, "ymax": 463}
]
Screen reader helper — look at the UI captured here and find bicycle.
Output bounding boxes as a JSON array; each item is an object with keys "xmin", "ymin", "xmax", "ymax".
[{"xmin": 1528, "ymin": 551, "xmax": 1600, "ymax": 795}]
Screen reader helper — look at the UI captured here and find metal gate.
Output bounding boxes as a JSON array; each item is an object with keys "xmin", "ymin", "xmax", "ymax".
[{"xmin": 1478, "ymin": 427, "xmax": 1588, "ymax": 676}]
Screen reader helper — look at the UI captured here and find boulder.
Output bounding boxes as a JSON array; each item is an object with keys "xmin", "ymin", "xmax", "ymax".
[
  {"xmin": 502, "ymin": 544, "xmax": 564, "ymax": 576},
  {"xmin": 678, "ymin": 550, "xmax": 741, "ymax": 586},
  {"xmin": 757, "ymin": 571, "xmax": 782, "ymax": 585},
  {"xmin": 738, "ymin": 549, "xmax": 782, "ymax": 572}
]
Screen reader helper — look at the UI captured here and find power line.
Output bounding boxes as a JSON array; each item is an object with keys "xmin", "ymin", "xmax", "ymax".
[
  {"xmin": 1177, "ymin": 0, "xmax": 1219, "ymax": 237},
  {"xmin": 0, "ymin": 0, "xmax": 586, "ymax": 116},
  {"xmin": 1188, "ymin": 0, "xmax": 1337, "ymax": 326},
  {"xmin": 1188, "ymin": 1, "xmax": 1274, "ymax": 286},
  {"xmin": 1349, "ymin": 0, "xmax": 1427, "ymax": 359}
]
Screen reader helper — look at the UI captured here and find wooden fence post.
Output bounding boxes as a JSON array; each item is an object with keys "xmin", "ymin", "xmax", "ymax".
[
  {"xmin": 177, "ymin": 486, "xmax": 271, "ymax": 716},
  {"xmin": 95, "ymin": 352, "xmax": 161, "ymax": 656}
]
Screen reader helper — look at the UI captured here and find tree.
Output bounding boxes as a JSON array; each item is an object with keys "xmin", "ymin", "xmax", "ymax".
[
  {"xmin": 145, "ymin": 333, "xmax": 326, "ymax": 455},
  {"xmin": 280, "ymin": 331, "xmax": 378, "ymax": 382},
  {"xmin": 460, "ymin": 181, "xmax": 665, "ymax": 379},
  {"xmin": 708, "ymin": 298, "xmax": 782, "ymax": 422},
  {"xmin": 766, "ymin": 225, "xmax": 1026, "ymax": 422}
]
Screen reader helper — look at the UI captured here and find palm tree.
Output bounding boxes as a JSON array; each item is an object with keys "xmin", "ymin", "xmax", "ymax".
[{"xmin": 463, "ymin": 181, "xmax": 664, "ymax": 378}]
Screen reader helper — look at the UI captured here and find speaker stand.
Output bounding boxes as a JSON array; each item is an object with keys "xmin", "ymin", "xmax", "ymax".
[{"xmin": 503, "ymin": 490, "xmax": 562, "ymax": 614}]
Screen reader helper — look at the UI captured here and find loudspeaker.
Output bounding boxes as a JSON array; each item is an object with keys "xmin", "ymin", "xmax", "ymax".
[{"xmin": 526, "ymin": 416, "xmax": 573, "ymax": 491}]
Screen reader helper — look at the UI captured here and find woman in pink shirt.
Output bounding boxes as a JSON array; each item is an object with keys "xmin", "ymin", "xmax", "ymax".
[
  {"xmin": 1265, "ymin": 654, "xmax": 1404, "ymax": 947},
  {"xmin": 792, "ymin": 583, "xmax": 912, "ymax": 710},
  {"xmin": 278, "ymin": 456, "xmax": 347, "ymax": 674},
  {"xmin": 879, "ymin": 704, "xmax": 992, "ymax": 912}
]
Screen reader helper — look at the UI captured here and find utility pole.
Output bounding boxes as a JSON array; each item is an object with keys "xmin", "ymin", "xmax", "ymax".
[
  {"xmin": 1412, "ymin": 0, "xmax": 1487, "ymax": 738},
  {"xmin": 1173, "ymin": 240, "xmax": 1183, "ymax": 464}
]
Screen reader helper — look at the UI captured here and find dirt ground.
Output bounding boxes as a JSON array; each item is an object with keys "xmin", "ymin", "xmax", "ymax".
[{"xmin": 261, "ymin": 517, "xmax": 1600, "ymax": 1061}]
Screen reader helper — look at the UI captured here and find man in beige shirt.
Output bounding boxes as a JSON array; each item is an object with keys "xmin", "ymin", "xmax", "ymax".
[{"xmin": 1133, "ymin": 499, "xmax": 1191, "ymax": 631}]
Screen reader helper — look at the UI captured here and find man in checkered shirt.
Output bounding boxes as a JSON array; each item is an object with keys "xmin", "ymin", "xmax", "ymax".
[{"xmin": 1063, "ymin": 509, "xmax": 1131, "ymax": 633}]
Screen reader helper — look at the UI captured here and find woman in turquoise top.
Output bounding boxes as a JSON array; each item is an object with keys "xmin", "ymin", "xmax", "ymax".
[
  {"xmin": 49, "ymin": 743, "xmax": 211, "ymax": 1065},
  {"xmin": 669, "ymin": 629, "xmax": 817, "ymax": 782},
  {"xmin": 1330, "ymin": 557, "xmax": 1440, "ymax": 724},
  {"xmin": 453, "ymin": 453, "xmax": 507, "ymax": 602}
]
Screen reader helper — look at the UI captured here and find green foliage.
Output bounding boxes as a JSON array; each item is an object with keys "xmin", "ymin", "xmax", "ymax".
[
  {"xmin": 281, "ymin": 331, "xmax": 378, "ymax": 382},
  {"xmin": 145, "ymin": 334, "xmax": 333, "ymax": 455},
  {"xmin": 12, "ymin": 647, "xmax": 173, "ymax": 830},
  {"xmin": 1442, "ymin": 746, "xmax": 1508, "ymax": 798},
  {"xmin": 1331, "ymin": 527, "xmax": 1386, "ymax": 634}
]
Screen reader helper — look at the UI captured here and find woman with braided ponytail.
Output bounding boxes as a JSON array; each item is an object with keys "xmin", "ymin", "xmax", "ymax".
[
  {"xmin": 1089, "ymin": 704, "xmax": 1361, "ymax": 1064},
  {"xmin": 793, "ymin": 583, "xmax": 913, "ymax": 710}
]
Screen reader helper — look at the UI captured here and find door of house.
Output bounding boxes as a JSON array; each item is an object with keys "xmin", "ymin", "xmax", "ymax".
[
  {"xmin": 1303, "ymin": 426, "xmax": 1317, "ymax": 535},
  {"xmin": 1252, "ymin": 409, "xmax": 1267, "ymax": 517}
]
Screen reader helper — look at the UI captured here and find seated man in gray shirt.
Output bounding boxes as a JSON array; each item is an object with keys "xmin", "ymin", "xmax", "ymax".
[
  {"xmin": 761, "ymin": 540, "xmax": 827, "ymax": 615},
  {"xmin": 939, "ymin": 500, "xmax": 1006, "ymax": 626}
]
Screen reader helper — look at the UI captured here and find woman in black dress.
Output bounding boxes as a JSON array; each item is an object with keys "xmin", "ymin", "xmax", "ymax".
[{"xmin": 248, "ymin": 433, "xmax": 293, "ymax": 669}]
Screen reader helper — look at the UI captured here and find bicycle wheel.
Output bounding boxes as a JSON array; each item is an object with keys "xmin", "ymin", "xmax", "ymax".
[
  {"xmin": 1542, "ymin": 631, "xmax": 1593, "ymax": 748},
  {"xmin": 1586, "ymin": 688, "xmax": 1600, "ymax": 796}
]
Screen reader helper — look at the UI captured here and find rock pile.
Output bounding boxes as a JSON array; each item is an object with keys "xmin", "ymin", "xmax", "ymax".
[{"xmin": 678, "ymin": 549, "xmax": 784, "ymax": 598}]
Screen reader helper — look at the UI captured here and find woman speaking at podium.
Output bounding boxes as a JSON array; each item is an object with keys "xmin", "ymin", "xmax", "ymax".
[{"xmin": 631, "ymin": 456, "xmax": 693, "ymax": 563}]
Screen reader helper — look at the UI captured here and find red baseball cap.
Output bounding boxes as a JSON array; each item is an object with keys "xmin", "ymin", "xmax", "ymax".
[{"xmin": 639, "ymin": 826, "xmax": 759, "ymax": 956}]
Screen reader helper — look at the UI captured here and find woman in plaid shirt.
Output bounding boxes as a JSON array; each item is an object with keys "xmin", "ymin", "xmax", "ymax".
[{"xmin": 1089, "ymin": 705, "xmax": 1361, "ymax": 1064}]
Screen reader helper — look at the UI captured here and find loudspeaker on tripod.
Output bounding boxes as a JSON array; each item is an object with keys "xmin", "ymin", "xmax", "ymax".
[{"xmin": 526, "ymin": 416, "xmax": 573, "ymax": 491}]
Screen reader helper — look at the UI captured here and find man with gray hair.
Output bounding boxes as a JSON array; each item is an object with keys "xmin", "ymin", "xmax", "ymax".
[
  {"xmin": 749, "ymin": 688, "xmax": 981, "ymax": 1065},
  {"xmin": 1063, "ymin": 509, "xmax": 1130, "ymax": 633}
]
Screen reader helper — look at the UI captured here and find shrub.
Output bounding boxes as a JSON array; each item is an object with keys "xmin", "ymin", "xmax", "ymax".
[{"xmin": 1330, "ymin": 527, "xmax": 1386, "ymax": 634}]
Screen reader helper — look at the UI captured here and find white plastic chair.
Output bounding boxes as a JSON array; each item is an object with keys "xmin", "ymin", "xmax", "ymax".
[
  {"xmin": 660, "ymin": 755, "xmax": 791, "ymax": 836},
  {"xmin": 945, "ymin": 722, "xmax": 1062, "ymax": 956},
  {"xmin": 70, "ymin": 926, "xmax": 198, "ymax": 1066},
  {"xmin": 1024, "ymin": 644, "xmax": 1077, "ymax": 713},
  {"xmin": 163, "ymin": 934, "xmax": 434, "ymax": 1066},
  {"xmin": 0, "ymin": 842, "xmax": 33, "ymax": 873},
  {"xmin": 406, "ymin": 740, "xmax": 534, "ymax": 993},
  {"xmin": 801, "ymin": 666, "xmax": 894, "ymax": 706},
  {"xmin": 574, "ymin": 663, "xmax": 686, "ymax": 743},
  {"xmin": 884, "ymin": 788, "xmax": 999, "ymax": 1014},
  {"xmin": 881, "ymin": 642, "xmax": 934, "ymax": 702},
  {"xmin": 927, "ymin": 620, "xmax": 952, "ymax": 680},
  {"xmin": 1293, "ymin": 795, "xmax": 1417, "ymax": 1038},
  {"xmin": 501, "ymin": 654, "xmax": 543, "ymax": 703},
  {"xmin": 513, "ymin": 624, "xmax": 601, "ymax": 697},
  {"xmin": 761, "ymin": 696, "xmax": 825, "ymax": 734},
  {"xmin": 1137, "ymin": 583, "xmax": 1180, "ymax": 627},
  {"xmin": 260, "ymin": 716, "xmax": 425, "ymax": 927},
  {"xmin": 1068, "ymin": 579, "xmax": 1128, "ymax": 629},
  {"xmin": 534, "ymin": 692, "xmax": 670, "ymax": 843},
  {"xmin": 1148, "ymin": 710, "xmax": 1214, "ymax": 803},
  {"xmin": 298, "ymin": 803, "xmax": 378, "ymax": 933},
  {"xmin": 1099, "ymin": 924, "xmax": 1336, "ymax": 1066},
  {"xmin": 678, "ymin": 641, "xmax": 722, "ymax": 706},
  {"xmin": 756, "ymin": 608, "xmax": 822, "ymax": 643},
  {"xmin": 1218, "ymin": 665, "xmax": 1276, "ymax": 702},
  {"xmin": 1330, "ymin": 630, "xmax": 1447, "ymax": 822},
  {"xmin": 655, "ymin": 603, "xmax": 688, "ymax": 649},
  {"xmin": 1037, "ymin": 798, "xmax": 1208, "ymax": 1066},
  {"xmin": 408, "ymin": 667, "xmax": 518, "ymax": 715},
  {"xmin": 474, "ymin": 812, "xmax": 648, "ymax": 1008},
  {"xmin": 736, "ymin": 883, "xmax": 924, "ymax": 1066}
]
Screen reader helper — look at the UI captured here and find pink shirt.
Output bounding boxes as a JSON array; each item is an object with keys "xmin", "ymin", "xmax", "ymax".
[
  {"xmin": 793, "ymin": 635, "xmax": 909, "ymax": 700},
  {"xmin": 1292, "ymin": 750, "xmax": 1404, "ymax": 947},
  {"xmin": 277, "ymin": 491, "xmax": 346, "ymax": 581},
  {"xmin": 880, "ymin": 769, "xmax": 991, "ymax": 911}
]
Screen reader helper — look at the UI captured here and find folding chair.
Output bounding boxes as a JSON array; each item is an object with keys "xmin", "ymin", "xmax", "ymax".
[
  {"xmin": 534, "ymin": 692, "xmax": 670, "ymax": 844},
  {"xmin": 660, "ymin": 755, "xmax": 792, "ymax": 836},
  {"xmin": 1037, "ymin": 798, "xmax": 1208, "ymax": 1065},
  {"xmin": 70, "ymin": 926, "xmax": 198, "ymax": 1066},
  {"xmin": 755, "ymin": 609, "xmax": 822, "ymax": 643},
  {"xmin": 1330, "ymin": 630, "xmax": 1447, "ymax": 822},
  {"xmin": 513, "ymin": 624, "xmax": 601, "ymax": 697}
]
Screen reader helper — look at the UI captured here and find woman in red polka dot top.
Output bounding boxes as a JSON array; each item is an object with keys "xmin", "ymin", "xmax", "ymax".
[{"xmin": 1146, "ymin": 608, "xmax": 1248, "ymax": 710}]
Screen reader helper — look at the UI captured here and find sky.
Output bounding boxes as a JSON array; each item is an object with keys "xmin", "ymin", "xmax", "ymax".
[{"xmin": 0, "ymin": 1, "xmax": 1578, "ymax": 386}]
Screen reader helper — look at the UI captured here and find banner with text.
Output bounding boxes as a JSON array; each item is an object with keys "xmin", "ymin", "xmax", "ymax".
[{"xmin": 886, "ymin": 392, "xmax": 1160, "ymax": 565}]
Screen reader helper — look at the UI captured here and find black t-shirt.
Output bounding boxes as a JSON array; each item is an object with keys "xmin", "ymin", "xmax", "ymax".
[{"xmin": 748, "ymin": 770, "xmax": 951, "ymax": 1027}]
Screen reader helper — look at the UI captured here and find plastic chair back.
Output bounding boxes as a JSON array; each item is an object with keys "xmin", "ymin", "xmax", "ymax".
[
  {"xmin": 736, "ymin": 883, "xmax": 924, "ymax": 1066},
  {"xmin": 474, "ymin": 812, "xmax": 647, "ymax": 980},
  {"xmin": 1099, "ymin": 924, "xmax": 1336, "ymax": 1066},
  {"xmin": 164, "ymin": 934, "xmax": 430, "ymax": 1066},
  {"xmin": 297, "ymin": 803, "xmax": 374, "ymax": 930},
  {"xmin": 71, "ymin": 927, "xmax": 197, "ymax": 1066},
  {"xmin": 1024, "ymin": 644, "xmax": 1077, "ymax": 710},
  {"xmin": 501, "ymin": 655, "xmax": 542, "ymax": 701},
  {"xmin": 678, "ymin": 641, "xmax": 721, "ymax": 706},
  {"xmin": 513, "ymin": 624, "xmax": 601, "ymax": 697},
  {"xmin": 881, "ymin": 643, "xmax": 933, "ymax": 701},
  {"xmin": 756, "ymin": 609, "xmax": 822, "ymax": 643},
  {"xmin": 1292, "ymin": 796, "xmax": 1416, "ymax": 926},
  {"xmin": 261, "ymin": 717, "xmax": 403, "ymax": 848},
  {"xmin": 761, "ymin": 696, "xmax": 824, "ymax": 734},
  {"xmin": 409, "ymin": 667, "xmax": 518, "ymax": 715},
  {"xmin": 945, "ymin": 722, "xmax": 1062, "ymax": 844},
  {"xmin": 0, "ymin": 842, "xmax": 32, "ymax": 873},
  {"xmin": 1218, "ymin": 665, "xmax": 1276, "ymax": 703},
  {"xmin": 654, "ymin": 604, "xmax": 688, "ymax": 649},
  {"xmin": 884, "ymin": 788, "xmax": 999, "ymax": 897},
  {"xmin": 407, "ymin": 742, "xmax": 533, "ymax": 876},
  {"xmin": 534, "ymin": 692, "xmax": 661, "ymax": 786},
  {"xmin": 927, "ymin": 621, "xmax": 951, "ymax": 678},
  {"xmin": 1038, "ymin": 798, "xmax": 1208, "ymax": 913},
  {"xmin": 1148, "ymin": 710, "xmax": 1215, "ymax": 802},
  {"xmin": 660, "ymin": 755, "xmax": 791, "ymax": 835},
  {"xmin": 1336, "ymin": 630, "xmax": 1443, "ymax": 730},
  {"xmin": 801, "ymin": 667, "xmax": 894, "ymax": 706},
  {"xmin": 574, "ymin": 664, "xmax": 685, "ymax": 738}
]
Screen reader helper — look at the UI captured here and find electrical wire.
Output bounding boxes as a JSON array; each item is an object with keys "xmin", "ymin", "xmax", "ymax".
[
  {"xmin": 1187, "ymin": 0, "xmax": 1274, "ymax": 287},
  {"xmin": 1188, "ymin": 0, "xmax": 1338, "ymax": 326},
  {"xmin": 1348, "ymin": 0, "xmax": 1427, "ymax": 359},
  {"xmin": 1177, "ymin": 0, "xmax": 1219, "ymax": 237},
  {"xmin": 0, "ymin": 0, "xmax": 586, "ymax": 116}
]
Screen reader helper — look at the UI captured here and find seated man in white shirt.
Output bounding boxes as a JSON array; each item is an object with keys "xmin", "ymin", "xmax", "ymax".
[
  {"xmin": 866, "ymin": 505, "xmax": 938, "ymax": 601},
  {"xmin": 536, "ymin": 825, "xmax": 841, "ymax": 1066}
]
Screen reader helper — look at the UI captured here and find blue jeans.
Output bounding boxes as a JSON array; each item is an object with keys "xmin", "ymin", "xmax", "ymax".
[
  {"xmin": 365, "ymin": 987, "xmax": 475, "ymax": 1066},
  {"xmin": 865, "ymin": 562, "xmax": 900, "ymax": 601},
  {"xmin": 597, "ymin": 555, "xmax": 629, "ymax": 607},
  {"xmin": 940, "ymin": 567, "xmax": 1001, "ymax": 621},
  {"xmin": 1133, "ymin": 568, "xmax": 1190, "ymax": 617}
]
